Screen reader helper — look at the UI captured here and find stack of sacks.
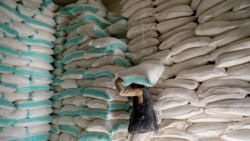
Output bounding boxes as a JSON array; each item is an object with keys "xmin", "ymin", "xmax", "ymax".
[
  {"xmin": 50, "ymin": 0, "xmax": 131, "ymax": 140},
  {"xmin": 50, "ymin": 3, "xmax": 72, "ymax": 141},
  {"xmin": 185, "ymin": 0, "xmax": 250, "ymax": 140},
  {"xmin": 120, "ymin": 0, "xmax": 160, "ymax": 65},
  {"xmin": 152, "ymin": 0, "xmax": 250, "ymax": 140},
  {"xmin": 0, "ymin": 0, "xmax": 58, "ymax": 140},
  {"xmin": 123, "ymin": 0, "xmax": 250, "ymax": 140}
]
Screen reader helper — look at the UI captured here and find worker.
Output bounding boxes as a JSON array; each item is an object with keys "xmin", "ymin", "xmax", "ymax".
[{"xmin": 115, "ymin": 77, "xmax": 158, "ymax": 141}]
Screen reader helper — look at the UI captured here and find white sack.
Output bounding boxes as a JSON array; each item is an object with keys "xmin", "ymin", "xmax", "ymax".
[
  {"xmin": 215, "ymin": 49, "xmax": 250, "ymax": 68},
  {"xmin": 116, "ymin": 61, "xmax": 164, "ymax": 87},
  {"xmin": 170, "ymin": 55, "xmax": 208, "ymax": 76},
  {"xmin": 176, "ymin": 65, "xmax": 227, "ymax": 82}
]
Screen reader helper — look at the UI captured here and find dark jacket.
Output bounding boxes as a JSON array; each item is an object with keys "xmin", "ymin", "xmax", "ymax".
[{"xmin": 128, "ymin": 87, "xmax": 158, "ymax": 134}]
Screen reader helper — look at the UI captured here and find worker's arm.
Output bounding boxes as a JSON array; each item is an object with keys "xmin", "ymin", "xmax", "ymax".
[{"xmin": 115, "ymin": 79, "xmax": 143, "ymax": 104}]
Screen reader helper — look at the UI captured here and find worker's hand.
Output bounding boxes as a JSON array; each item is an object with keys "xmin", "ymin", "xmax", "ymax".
[{"xmin": 116, "ymin": 77, "xmax": 123, "ymax": 83}]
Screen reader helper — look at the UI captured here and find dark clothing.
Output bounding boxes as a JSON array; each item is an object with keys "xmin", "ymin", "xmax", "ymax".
[{"xmin": 128, "ymin": 87, "xmax": 158, "ymax": 134}]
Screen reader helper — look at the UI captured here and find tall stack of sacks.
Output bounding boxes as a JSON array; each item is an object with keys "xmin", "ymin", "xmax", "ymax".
[
  {"xmin": 182, "ymin": 0, "xmax": 250, "ymax": 140},
  {"xmin": 50, "ymin": 3, "xmax": 73, "ymax": 141},
  {"xmin": 51, "ymin": 0, "xmax": 131, "ymax": 140},
  {"xmin": 123, "ymin": 0, "xmax": 250, "ymax": 141},
  {"xmin": 120, "ymin": 0, "xmax": 170, "ymax": 114},
  {"xmin": 0, "ymin": 0, "xmax": 58, "ymax": 140},
  {"xmin": 120, "ymin": 1, "xmax": 198, "ymax": 140},
  {"xmin": 154, "ymin": 0, "xmax": 250, "ymax": 140},
  {"xmin": 121, "ymin": 0, "xmax": 160, "ymax": 65},
  {"xmin": 152, "ymin": 4, "xmax": 204, "ymax": 140}
]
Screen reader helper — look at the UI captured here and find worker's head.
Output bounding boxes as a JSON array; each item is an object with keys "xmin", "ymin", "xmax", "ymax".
[{"xmin": 130, "ymin": 83, "xmax": 145, "ymax": 89}]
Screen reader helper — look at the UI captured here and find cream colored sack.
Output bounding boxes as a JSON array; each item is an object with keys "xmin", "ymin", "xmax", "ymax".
[
  {"xmin": 215, "ymin": 49, "xmax": 250, "ymax": 68},
  {"xmin": 190, "ymin": 0, "xmax": 202, "ymax": 10},
  {"xmin": 198, "ymin": 0, "xmax": 236, "ymax": 23},
  {"xmin": 156, "ymin": 0, "xmax": 191, "ymax": 13},
  {"xmin": 156, "ymin": 78, "xmax": 199, "ymax": 90},
  {"xmin": 233, "ymin": 0, "xmax": 250, "ymax": 11},
  {"xmin": 176, "ymin": 65, "xmax": 227, "ymax": 82},
  {"xmin": 223, "ymin": 63, "xmax": 250, "ymax": 81},
  {"xmin": 157, "ymin": 17, "xmax": 195, "ymax": 34},
  {"xmin": 195, "ymin": 19, "xmax": 250, "ymax": 36},
  {"xmin": 196, "ymin": 0, "xmax": 225, "ymax": 16},
  {"xmin": 127, "ymin": 23, "xmax": 157, "ymax": 39},
  {"xmin": 170, "ymin": 55, "xmax": 208, "ymax": 76},
  {"xmin": 197, "ymin": 78, "xmax": 250, "ymax": 95},
  {"xmin": 128, "ymin": 38, "xmax": 159, "ymax": 53},
  {"xmin": 208, "ymin": 38, "xmax": 250, "ymax": 61},
  {"xmin": 159, "ymin": 22, "xmax": 197, "ymax": 42},
  {"xmin": 116, "ymin": 60, "xmax": 164, "ymax": 87},
  {"xmin": 155, "ymin": 5, "xmax": 193, "ymax": 22},
  {"xmin": 126, "ymin": 47, "xmax": 158, "ymax": 65},
  {"xmin": 129, "ymin": 31, "xmax": 159, "ymax": 45},
  {"xmin": 170, "ymin": 45, "xmax": 216, "ymax": 63},
  {"xmin": 122, "ymin": 0, "xmax": 153, "ymax": 18},
  {"xmin": 171, "ymin": 37, "xmax": 211, "ymax": 55},
  {"xmin": 159, "ymin": 29, "xmax": 195, "ymax": 50}
]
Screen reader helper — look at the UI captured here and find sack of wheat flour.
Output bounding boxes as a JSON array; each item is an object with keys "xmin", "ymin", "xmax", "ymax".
[
  {"xmin": 195, "ymin": 19, "xmax": 250, "ymax": 36},
  {"xmin": 160, "ymin": 104, "xmax": 203, "ymax": 119},
  {"xmin": 141, "ymin": 50, "xmax": 172, "ymax": 65},
  {"xmin": 176, "ymin": 65, "xmax": 227, "ymax": 82},
  {"xmin": 170, "ymin": 37, "xmax": 211, "ymax": 55},
  {"xmin": 233, "ymin": 0, "xmax": 250, "ymax": 11},
  {"xmin": 116, "ymin": 61, "xmax": 164, "ymax": 87},
  {"xmin": 156, "ymin": 78, "xmax": 199, "ymax": 90},
  {"xmin": 155, "ymin": 5, "xmax": 193, "ymax": 22},
  {"xmin": 156, "ymin": 0, "xmax": 191, "ymax": 13},
  {"xmin": 129, "ymin": 31, "xmax": 159, "ymax": 45},
  {"xmin": 187, "ymin": 122, "xmax": 233, "ymax": 139},
  {"xmin": 128, "ymin": 7, "xmax": 155, "ymax": 24},
  {"xmin": 106, "ymin": 19, "xmax": 127, "ymax": 35},
  {"xmin": 224, "ymin": 63, "xmax": 250, "ymax": 81},
  {"xmin": 159, "ymin": 29, "xmax": 195, "ymax": 50},
  {"xmin": 188, "ymin": 112, "xmax": 244, "ymax": 123},
  {"xmin": 74, "ymin": 11, "xmax": 110, "ymax": 28},
  {"xmin": 198, "ymin": 0, "xmax": 236, "ymax": 23},
  {"xmin": 159, "ymin": 22, "xmax": 197, "ymax": 42},
  {"xmin": 196, "ymin": 0, "xmax": 225, "ymax": 16},
  {"xmin": 208, "ymin": 38, "xmax": 250, "ymax": 61},
  {"xmin": 199, "ymin": 87, "xmax": 250, "ymax": 106},
  {"xmin": 122, "ymin": 0, "xmax": 153, "ymax": 18},
  {"xmin": 125, "ymin": 47, "xmax": 158, "ymax": 64},
  {"xmin": 206, "ymin": 99, "xmax": 250, "ymax": 116},
  {"xmin": 157, "ymin": 17, "xmax": 195, "ymax": 34},
  {"xmin": 170, "ymin": 45, "xmax": 216, "ymax": 63},
  {"xmin": 77, "ymin": 23, "xmax": 109, "ymax": 38},
  {"xmin": 128, "ymin": 38, "xmax": 159, "ymax": 53},
  {"xmin": 212, "ymin": 7, "xmax": 250, "ymax": 21},
  {"xmin": 215, "ymin": 49, "xmax": 250, "ymax": 68},
  {"xmin": 157, "ymin": 87, "xmax": 198, "ymax": 105},
  {"xmin": 127, "ymin": 23, "xmax": 157, "ymax": 39},
  {"xmin": 222, "ymin": 129, "xmax": 250, "ymax": 141},
  {"xmin": 154, "ymin": 98, "xmax": 189, "ymax": 111},
  {"xmin": 170, "ymin": 55, "xmax": 208, "ymax": 76},
  {"xmin": 0, "ymin": 37, "xmax": 28, "ymax": 51}
]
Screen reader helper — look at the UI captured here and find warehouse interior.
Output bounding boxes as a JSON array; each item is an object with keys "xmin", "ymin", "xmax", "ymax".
[{"xmin": 0, "ymin": 0, "xmax": 250, "ymax": 141}]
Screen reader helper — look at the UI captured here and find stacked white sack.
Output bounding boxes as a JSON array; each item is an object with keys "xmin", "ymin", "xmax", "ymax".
[
  {"xmin": 185, "ymin": 0, "xmax": 250, "ymax": 140},
  {"xmin": 0, "ymin": 0, "xmax": 58, "ymax": 141},
  {"xmin": 153, "ymin": 0, "xmax": 250, "ymax": 140},
  {"xmin": 120, "ymin": 0, "xmax": 160, "ymax": 66},
  {"xmin": 121, "ymin": 1, "xmax": 199, "ymax": 140},
  {"xmin": 50, "ymin": 3, "xmax": 73, "ymax": 141},
  {"xmin": 50, "ymin": 0, "xmax": 131, "ymax": 140},
  {"xmin": 122, "ymin": 0, "xmax": 250, "ymax": 141}
]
